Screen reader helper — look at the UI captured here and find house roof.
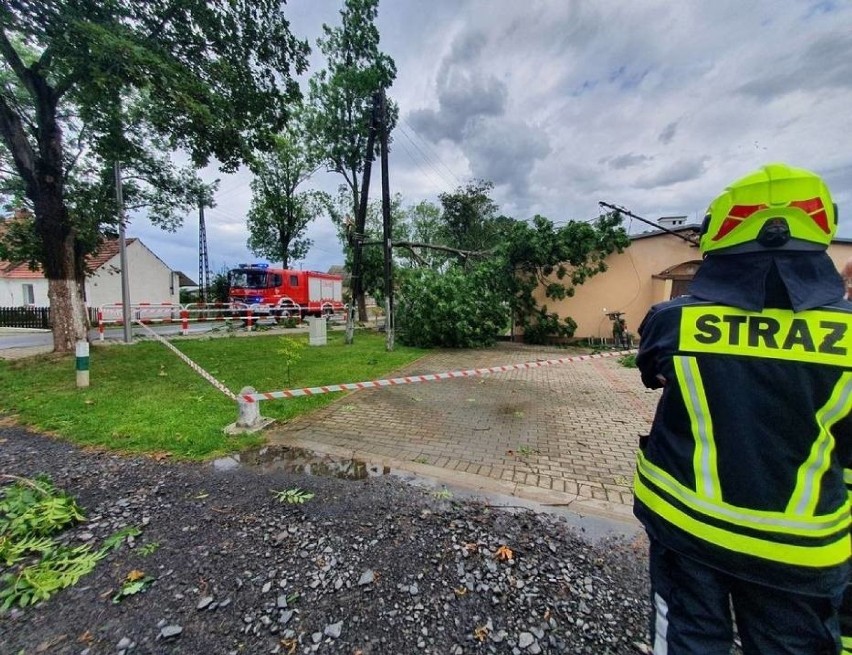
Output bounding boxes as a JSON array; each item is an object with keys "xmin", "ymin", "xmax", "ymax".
[
  {"xmin": 629, "ymin": 224, "xmax": 702, "ymax": 243},
  {"xmin": 0, "ymin": 237, "xmax": 139, "ymax": 279},
  {"xmin": 0, "ymin": 260, "xmax": 42, "ymax": 279},
  {"xmin": 86, "ymin": 238, "xmax": 137, "ymax": 270},
  {"xmin": 175, "ymin": 271, "xmax": 197, "ymax": 287}
]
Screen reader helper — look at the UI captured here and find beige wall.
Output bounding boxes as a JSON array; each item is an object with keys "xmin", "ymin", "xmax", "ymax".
[{"xmin": 532, "ymin": 237, "xmax": 852, "ymax": 341}]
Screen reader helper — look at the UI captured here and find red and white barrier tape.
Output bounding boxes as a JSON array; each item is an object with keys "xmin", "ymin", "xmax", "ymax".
[
  {"xmin": 243, "ymin": 349, "xmax": 638, "ymax": 403},
  {"xmin": 134, "ymin": 321, "xmax": 237, "ymax": 401}
]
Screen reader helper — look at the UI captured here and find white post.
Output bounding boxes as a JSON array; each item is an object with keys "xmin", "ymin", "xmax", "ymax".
[{"xmin": 75, "ymin": 340, "xmax": 90, "ymax": 388}]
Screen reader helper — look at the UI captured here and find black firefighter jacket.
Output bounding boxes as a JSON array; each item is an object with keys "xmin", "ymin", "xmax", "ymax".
[{"xmin": 634, "ymin": 252, "xmax": 852, "ymax": 596}]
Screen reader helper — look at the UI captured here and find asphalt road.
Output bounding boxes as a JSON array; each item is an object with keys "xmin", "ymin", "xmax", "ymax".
[{"xmin": 0, "ymin": 322, "xmax": 221, "ymax": 350}]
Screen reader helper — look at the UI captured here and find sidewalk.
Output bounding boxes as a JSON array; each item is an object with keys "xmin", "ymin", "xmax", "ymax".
[{"xmin": 268, "ymin": 342, "xmax": 659, "ymax": 523}]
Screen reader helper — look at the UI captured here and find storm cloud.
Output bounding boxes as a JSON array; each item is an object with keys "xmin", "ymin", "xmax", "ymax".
[
  {"xmin": 737, "ymin": 30, "xmax": 852, "ymax": 98},
  {"xmin": 635, "ymin": 158, "xmax": 709, "ymax": 190},
  {"xmin": 131, "ymin": 0, "xmax": 852, "ymax": 279},
  {"xmin": 407, "ymin": 31, "xmax": 507, "ymax": 143}
]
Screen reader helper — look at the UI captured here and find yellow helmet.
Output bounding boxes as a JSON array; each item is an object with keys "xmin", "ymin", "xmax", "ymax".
[{"xmin": 699, "ymin": 163, "xmax": 837, "ymax": 255}]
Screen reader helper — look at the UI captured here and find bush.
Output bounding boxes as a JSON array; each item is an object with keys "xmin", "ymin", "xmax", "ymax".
[
  {"xmin": 396, "ymin": 268, "xmax": 508, "ymax": 348},
  {"xmin": 619, "ymin": 354, "xmax": 637, "ymax": 368},
  {"xmin": 521, "ymin": 308, "xmax": 577, "ymax": 345}
]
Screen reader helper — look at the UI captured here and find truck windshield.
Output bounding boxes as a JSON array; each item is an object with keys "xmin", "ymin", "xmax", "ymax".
[{"xmin": 228, "ymin": 269, "xmax": 268, "ymax": 289}]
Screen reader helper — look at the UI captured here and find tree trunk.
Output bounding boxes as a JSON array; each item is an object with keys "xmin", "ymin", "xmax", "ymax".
[
  {"xmin": 357, "ymin": 294, "xmax": 367, "ymax": 322},
  {"xmin": 32, "ymin": 161, "xmax": 87, "ymax": 353},
  {"xmin": 47, "ymin": 275, "xmax": 88, "ymax": 353},
  {"xmin": 0, "ymin": 48, "xmax": 87, "ymax": 353}
]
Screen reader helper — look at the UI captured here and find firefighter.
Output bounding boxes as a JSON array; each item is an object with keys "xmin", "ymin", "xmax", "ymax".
[{"xmin": 634, "ymin": 163, "xmax": 851, "ymax": 654}]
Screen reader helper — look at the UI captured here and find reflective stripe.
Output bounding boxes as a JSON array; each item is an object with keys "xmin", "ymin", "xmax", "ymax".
[
  {"xmin": 635, "ymin": 473, "xmax": 851, "ymax": 567},
  {"xmin": 844, "ymin": 469, "xmax": 852, "ymax": 486},
  {"xmin": 637, "ymin": 452, "xmax": 850, "ymax": 535},
  {"xmin": 678, "ymin": 306, "xmax": 851, "ymax": 367},
  {"xmin": 653, "ymin": 593, "xmax": 669, "ymax": 655},
  {"xmin": 788, "ymin": 373, "xmax": 852, "ymax": 515},
  {"xmin": 674, "ymin": 356, "xmax": 721, "ymax": 500}
]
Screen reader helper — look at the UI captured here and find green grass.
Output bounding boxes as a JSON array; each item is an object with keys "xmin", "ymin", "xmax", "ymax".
[{"xmin": 0, "ymin": 331, "xmax": 426, "ymax": 459}]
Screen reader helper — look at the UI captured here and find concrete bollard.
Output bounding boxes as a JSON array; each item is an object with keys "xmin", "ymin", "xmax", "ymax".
[
  {"xmin": 224, "ymin": 386, "xmax": 274, "ymax": 435},
  {"xmin": 76, "ymin": 340, "xmax": 90, "ymax": 388}
]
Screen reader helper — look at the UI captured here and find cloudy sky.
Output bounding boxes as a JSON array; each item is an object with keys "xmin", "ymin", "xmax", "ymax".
[{"xmin": 130, "ymin": 0, "xmax": 852, "ymax": 281}]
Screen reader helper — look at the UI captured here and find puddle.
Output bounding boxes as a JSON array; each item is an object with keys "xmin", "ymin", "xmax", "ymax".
[
  {"xmin": 213, "ymin": 445, "xmax": 391, "ymax": 480},
  {"xmin": 211, "ymin": 445, "xmax": 640, "ymax": 542}
]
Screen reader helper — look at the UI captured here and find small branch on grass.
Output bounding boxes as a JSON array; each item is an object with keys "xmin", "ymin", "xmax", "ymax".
[{"xmin": 0, "ymin": 474, "xmax": 50, "ymax": 494}]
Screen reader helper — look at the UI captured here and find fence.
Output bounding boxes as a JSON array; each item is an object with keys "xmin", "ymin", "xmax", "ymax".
[
  {"xmin": 0, "ymin": 306, "xmax": 50, "ymax": 329},
  {"xmin": 0, "ymin": 306, "xmax": 102, "ymax": 329}
]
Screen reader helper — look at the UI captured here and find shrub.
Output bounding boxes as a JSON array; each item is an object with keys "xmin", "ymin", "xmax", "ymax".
[
  {"xmin": 521, "ymin": 308, "xmax": 577, "ymax": 345},
  {"xmin": 396, "ymin": 268, "xmax": 508, "ymax": 348}
]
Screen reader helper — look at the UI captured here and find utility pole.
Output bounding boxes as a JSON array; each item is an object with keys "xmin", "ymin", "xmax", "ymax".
[
  {"xmin": 346, "ymin": 92, "xmax": 381, "ymax": 345},
  {"xmin": 378, "ymin": 89, "xmax": 394, "ymax": 351},
  {"xmin": 114, "ymin": 161, "xmax": 132, "ymax": 343},
  {"xmin": 198, "ymin": 200, "xmax": 211, "ymax": 303},
  {"xmin": 598, "ymin": 201, "xmax": 699, "ymax": 246}
]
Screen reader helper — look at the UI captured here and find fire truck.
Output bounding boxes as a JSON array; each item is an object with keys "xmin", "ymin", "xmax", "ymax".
[{"xmin": 227, "ymin": 264, "xmax": 345, "ymax": 318}]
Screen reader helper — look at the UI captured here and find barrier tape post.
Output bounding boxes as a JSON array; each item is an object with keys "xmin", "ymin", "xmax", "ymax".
[
  {"xmin": 243, "ymin": 348, "xmax": 639, "ymax": 403},
  {"xmin": 247, "ymin": 308, "xmax": 253, "ymax": 332},
  {"xmin": 97, "ymin": 309, "xmax": 104, "ymax": 342},
  {"xmin": 132, "ymin": 320, "xmax": 275, "ymax": 434},
  {"xmin": 75, "ymin": 340, "xmax": 90, "ymax": 388},
  {"xmin": 180, "ymin": 309, "xmax": 189, "ymax": 336}
]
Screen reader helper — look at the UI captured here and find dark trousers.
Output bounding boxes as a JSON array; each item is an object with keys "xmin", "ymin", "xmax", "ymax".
[
  {"xmin": 841, "ymin": 584, "xmax": 852, "ymax": 654},
  {"xmin": 649, "ymin": 539, "xmax": 842, "ymax": 654}
]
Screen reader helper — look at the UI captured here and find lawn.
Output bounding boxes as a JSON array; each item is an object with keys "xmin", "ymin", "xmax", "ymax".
[{"xmin": 0, "ymin": 330, "xmax": 427, "ymax": 459}]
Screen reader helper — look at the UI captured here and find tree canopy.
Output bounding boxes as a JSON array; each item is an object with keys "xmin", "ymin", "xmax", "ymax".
[
  {"xmin": 246, "ymin": 123, "xmax": 329, "ymax": 269},
  {"xmin": 0, "ymin": 0, "xmax": 309, "ymax": 351},
  {"xmin": 391, "ymin": 185, "xmax": 630, "ymax": 347},
  {"xmin": 307, "ymin": 0, "xmax": 396, "ymax": 325}
]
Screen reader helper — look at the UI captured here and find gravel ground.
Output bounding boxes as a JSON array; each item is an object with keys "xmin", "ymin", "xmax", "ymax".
[{"xmin": 0, "ymin": 424, "xmax": 652, "ymax": 655}]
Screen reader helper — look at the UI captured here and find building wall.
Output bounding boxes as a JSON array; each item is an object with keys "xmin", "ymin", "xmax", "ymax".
[
  {"xmin": 86, "ymin": 241, "xmax": 179, "ymax": 308},
  {"xmin": 0, "ymin": 277, "xmax": 49, "ymax": 306},
  {"xmin": 533, "ymin": 236, "xmax": 852, "ymax": 341}
]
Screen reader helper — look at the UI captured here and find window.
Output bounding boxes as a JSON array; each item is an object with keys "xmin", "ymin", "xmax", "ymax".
[
  {"xmin": 272, "ymin": 274, "xmax": 283, "ymax": 287},
  {"xmin": 289, "ymin": 275, "xmax": 299, "ymax": 287},
  {"xmin": 22, "ymin": 284, "xmax": 34, "ymax": 305}
]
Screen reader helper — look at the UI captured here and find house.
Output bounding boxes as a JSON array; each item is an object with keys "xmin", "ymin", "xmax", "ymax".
[
  {"xmin": 530, "ymin": 221, "xmax": 852, "ymax": 342},
  {"xmin": 0, "ymin": 237, "xmax": 183, "ymax": 308}
]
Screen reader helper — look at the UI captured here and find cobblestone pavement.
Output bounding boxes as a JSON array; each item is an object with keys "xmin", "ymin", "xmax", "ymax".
[{"xmin": 268, "ymin": 342, "xmax": 660, "ymax": 523}]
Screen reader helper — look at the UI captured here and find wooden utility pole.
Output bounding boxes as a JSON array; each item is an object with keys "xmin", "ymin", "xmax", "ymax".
[
  {"xmin": 378, "ymin": 89, "xmax": 394, "ymax": 351},
  {"xmin": 346, "ymin": 92, "xmax": 381, "ymax": 345}
]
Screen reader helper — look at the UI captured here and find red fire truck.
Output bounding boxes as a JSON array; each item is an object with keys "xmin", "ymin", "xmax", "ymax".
[{"xmin": 227, "ymin": 264, "xmax": 345, "ymax": 318}]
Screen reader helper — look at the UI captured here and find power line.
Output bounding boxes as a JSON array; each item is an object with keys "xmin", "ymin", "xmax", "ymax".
[
  {"xmin": 394, "ymin": 131, "xmax": 454, "ymax": 190},
  {"xmin": 400, "ymin": 118, "xmax": 465, "ymax": 186},
  {"xmin": 396, "ymin": 123, "xmax": 460, "ymax": 189}
]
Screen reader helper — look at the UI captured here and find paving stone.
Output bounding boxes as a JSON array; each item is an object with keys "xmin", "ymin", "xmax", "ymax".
[{"xmin": 268, "ymin": 343, "xmax": 656, "ymax": 517}]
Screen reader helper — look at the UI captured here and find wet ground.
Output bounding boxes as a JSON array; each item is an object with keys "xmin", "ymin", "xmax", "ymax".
[{"xmin": 215, "ymin": 444, "xmax": 641, "ymax": 543}]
